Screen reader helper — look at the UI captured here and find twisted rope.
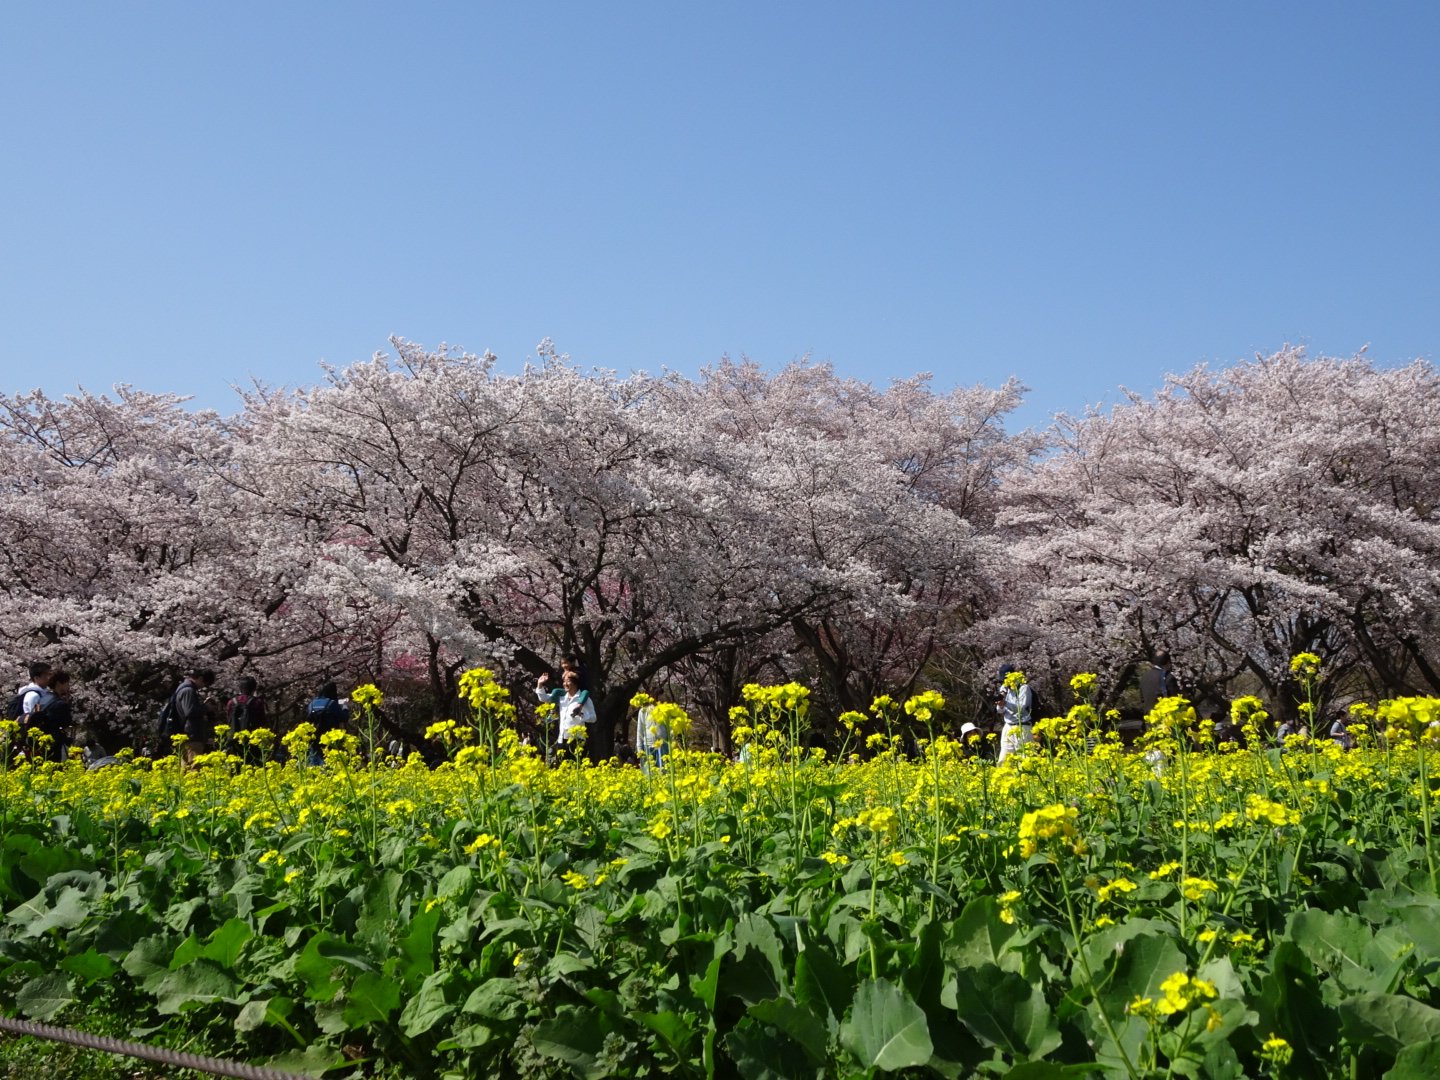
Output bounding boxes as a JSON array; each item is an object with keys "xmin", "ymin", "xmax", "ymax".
[{"xmin": 0, "ymin": 1015, "xmax": 316, "ymax": 1079}]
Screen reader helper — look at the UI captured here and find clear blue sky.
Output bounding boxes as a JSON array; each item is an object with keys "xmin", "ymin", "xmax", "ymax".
[{"xmin": 3, "ymin": 3, "xmax": 1436, "ymax": 428}]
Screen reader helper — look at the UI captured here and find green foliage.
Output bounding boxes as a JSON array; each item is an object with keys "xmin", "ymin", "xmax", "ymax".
[{"xmin": 3, "ymin": 711, "xmax": 1440, "ymax": 1077}]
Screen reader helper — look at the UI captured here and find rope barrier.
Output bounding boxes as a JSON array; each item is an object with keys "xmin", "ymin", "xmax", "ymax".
[{"xmin": 0, "ymin": 1015, "xmax": 317, "ymax": 1080}]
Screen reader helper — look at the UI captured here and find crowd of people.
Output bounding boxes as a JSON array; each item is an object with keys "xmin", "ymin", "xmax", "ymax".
[{"xmin": 5, "ymin": 648, "xmax": 1360, "ymax": 769}]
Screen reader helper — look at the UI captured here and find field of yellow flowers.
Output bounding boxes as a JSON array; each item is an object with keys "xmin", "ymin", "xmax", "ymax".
[{"xmin": 4, "ymin": 677, "xmax": 1440, "ymax": 1079}]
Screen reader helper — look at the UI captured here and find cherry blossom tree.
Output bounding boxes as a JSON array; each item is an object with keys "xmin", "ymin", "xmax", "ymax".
[
  {"xmin": 241, "ymin": 341, "xmax": 1017, "ymax": 752},
  {"xmin": 991, "ymin": 348, "xmax": 1440, "ymax": 718},
  {"xmin": 0, "ymin": 386, "xmax": 396, "ymax": 740}
]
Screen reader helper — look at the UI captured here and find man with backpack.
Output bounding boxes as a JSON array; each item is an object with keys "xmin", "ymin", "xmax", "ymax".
[
  {"xmin": 158, "ymin": 669, "xmax": 216, "ymax": 755},
  {"xmin": 226, "ymin": 676, "xmax": 268, "ymax": 763},
  {"xmin": 11, "ymin": 662, "xmax": 54, "ymax": 721},
  {"xmin": 9, "ymin": 662, "xmax": 56, "ymax": 756},
  {"xmin": 226, "ymin": 676, "xmax": 268, "ymax": 732},
  {"xmin": 304, "ymin": 681, "xmax": 347, "ymax": 764}
]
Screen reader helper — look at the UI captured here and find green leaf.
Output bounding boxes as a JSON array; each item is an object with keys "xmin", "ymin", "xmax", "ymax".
[
  {"xmin": 9, "ymin": 884, "xmax": 91, "ymax": 938},
  {"xmin": 840, "ymin": 978, "xmax": 934, "ymax": 1072},
  {"xmin": 122, "ymin": 935, "xmax": 179, "ymax": 983},
  {"xmin": 1362, "ymin": 897, "xmax": 1440, "ymax": 963},
  {"xmin": 749, "ymin": 996, "xmax": 829, "ymax": 1063},
  {"xmin": 1387, "ymin": 1039, "xmax": 1440, "ymax": 1080},
  {"xmin": 394, "ymin": 905, "xmax": 442, "ymax": 987},
  {"xmin": 946, "ymin": 896, "xmax": 1022, "ymax": 972},
  {"xmin": 1079, "ymin": 917, "xmax": 1175, "ymax": 977},
  {"xmin": 437, "ymin": 1023, "xmax": 500, "ymax": 1051},
  {"xmin": 16, "ymin": 971, "xmax": 74, "ymax": 1020},
  {"xmin": 636, "ymin": 1008, "xmax": 696, "ymax": 1055},
  {"xmin": 794, "ymin": 943, "xmax": 855, "ymax": 1022},
  {"xmin": 726, "ymin": 912, "xmax": 785, "ymax": 1005},
  {"xmin": 263, "ymin": 1044, "xmax": 344, "ymax": 1078},
  {"xmin": 1005, "ymin": 1064, "xmax": 1105, "ymax": 1079},
  {"xmin": 1289, "ymin": 909, "xmax": 1412, "ymax": 996},
  {"xmin": 1339, "ymin": 993, "xmax": 1440, "ymax": 1053},
  {"xmin": 435, "ymin": 864, "xmax": 474, "ymax": 900},
  {"xmin": 944, "ymin": 963, "xmax": 1061, "ymax": 1059},
  {"xmin": 1252, "ymin": 940, "xmax": 1337, "ymax": 1065},
  {"xmin": 200, "ymin": 917, "xmax": 253, "ymax": 970},
  {"xmin": 531, "ymin": 1007, "xmax": 611, "ymax": 1069},
  {"xmin": 399, "ymin": 971, "xmax": 455, "ymax": 1037},
  {"xmin": 163, "ymin": 896, "xmax": 205, "ymax": 932},
  {"xmin": 152, "ymin": 961, "xmax": 238, "ymax": 1015},
  {"xmin": 690, "ymin": 948, "xmax": 725, "ymax": 1013},
  {"xmin": 355, "ymin": 869, "xmax": 403, "ymax": 950},
  {"xmin": 235, "ymin": 996, "xmax": 295, "ymax": 1034},
  {"xmin": 1096, "ymin": 931, "xmax": 1188, "ymax": 1016},
  {"xmin": 343, "ymin": 970, "xmax": 403, "ymax": 1027},
  {"xmin": 462, "ymin": 976, "xmax": 525, "ymax": 1022},
  {"xmin": 725, "ymin": 1017, "xmax": 814, "ymax": 1080},
  {"xmin": 290, "ymin": 930, "xmax": 375, "ymax": 1002},
  {"xmin": 59, "ymin": 948, "xmax": 118, "ymax": 985}
]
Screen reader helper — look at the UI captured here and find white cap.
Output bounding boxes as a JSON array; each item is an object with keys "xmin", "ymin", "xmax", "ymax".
[{"xmin": 960, "ymin": 722, "xmax": 979, "ymax": 737}]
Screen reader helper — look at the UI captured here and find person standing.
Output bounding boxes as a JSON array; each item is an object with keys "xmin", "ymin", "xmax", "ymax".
[
  {"xmin": 14, "ymin": 662, "xmax": 55, "ymax": 725},
  {"xmin": 38, "ymin": 670, "xmax": 75, "ymax": 759},
  {"xmin": 637, "ymin": 698, "xmax": 669, "ymax": 770},
  {"xmin": 172, "ymin": 669, "xmax": 217, "ymax": 755},
  {"xmin": 304, "ymin": 681, "xmax": 348, "ymax": 765},
  {"xmin": 536, "ymin": 670, "xmax": 596, "ymax": 761},
  {"xmin": 1138, "ymin": 650, "xmax": 1177, "ymax": 714},
  {"xmin": 226, "ymin": 676, "xmax": 268, "ymax": 733},
  {"xmin": 995, "ymin": 665, "xmax": 1033, "ymax": 764},
  {"xmin": 226, "ymin": 676, "xmax": 268, "ymax": 762}
]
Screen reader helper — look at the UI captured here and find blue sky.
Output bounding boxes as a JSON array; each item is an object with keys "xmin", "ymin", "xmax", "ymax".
[{"xmin": 2, "ymin": 3, "xmax": 1436, "ymax": 428}]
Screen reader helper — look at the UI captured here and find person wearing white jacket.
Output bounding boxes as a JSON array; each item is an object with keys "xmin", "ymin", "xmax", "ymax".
[{"xmin": 536, "ymin": 670, "xmax": 596, "ymax": 758}]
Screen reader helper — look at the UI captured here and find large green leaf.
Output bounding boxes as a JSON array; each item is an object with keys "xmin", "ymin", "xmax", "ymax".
[
  {"xmin": 398, "ymin": 970, "xmax": 455, "ymax": 1037},
  {"xmin": 394, "ymin": 904, "xmax": 442, "ymax": 987},
  {"xmin": 263, "ymin": 1044, "xmax": 344, "ymax": 1078},
  {"xmin": 1387, "ymin": 1039, "xmax": 1440, "ymax": 1079},
  {"xmin": 235, "ymin": 995, "xmax": 296, "ymax": 1034},
  {"xmin": 9, "ymin": 884, "xmax": 92, "ymax": 938},
  {"xmin": 725, "ymin": 1016, "xmax": 815, "ymax": 1080},
  {"xmin": 1361, "ymin": 897, "xmax": 1440, "ymax": 963},
  {"xmin": 343, "ymin": 969, "xmax": 403, "ymax": 1027},
  {"xmin": 122, "ymin": 934, "xmax": 179, "ymax": 983},
  {"xmin": 200, "ymin": 917, "xmax": 254, "ymax": 970},
  {"xmin": 725, "ymin": 912, "xmax": 786, "ymax": 1005},
  {"xmin": 531, "ymin": 1007, "xmax": 612, "ymax": 1073},
  {"xmin": 1096, "ymin": 931, "xmax": 1188, "ymax": 1015},
  {"xmin": 16, "ymin": 971, "xmax": 74, "ymax": 1020},
  {"xmin": 749, "ymin": 996, "xmax": 829, "ymax": 1064},
  {"xmin": 355, "ymin": 870, "xmax": 403, "ymax": 950},
  {"xmin": 946, "ymin": 896, "xmax": 1021, "ymax": 972},
  {"xmin": 840, "ymin": 978, "xmax": 934, "ymax": 1073},
  {"xmin": 59, "ymin": 947, "xmax": 118, "ymax": 985},
  {"xmin": 793, "ymin": 942, "xmax": 855, "ymax": 1022},
  {"xmin": 636, "ymin": 1008, "xmax": 697, "ymax": 1056},
  {"xmin": 152, "ymin": 961, "xmax": 238, "ymax": 1015},
  {"xmin": 1289, "ymin": 910, "xmax": 1412, "ymax": 996},
  {"xmin": 1252, "ymin": 940, "xmax": 1338, "ymax": 1075},
  {"xmin": 689, "ymin": 947, "xmax": 725, "ymax": 1013},
  {"xmin": 1079, "ymin": 917, "xmax": 1175, "ymax": 979},
  {"xmin": 462, "ymin": 976, "xmax": 525, "ymax": 1022},
  {"xmin": 1339, "ymin": 993, "xmax": 1440, "ymax": 1053},
  {"xmin": 944, "ymin": 962, "xmax": 1061, "ymax": 1059}
]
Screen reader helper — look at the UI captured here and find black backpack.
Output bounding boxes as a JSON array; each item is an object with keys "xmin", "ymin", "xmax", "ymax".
[
  {"xmin": 9, "ymin": 688, "xmax": 47, "ymax": 725},
  {"xmin": 157, "ymin": 689, "xmax": 180, "ymax": 737},
  {"xmin": 1028, "ymin": 686, "xmax": 1047, "ymax": 722},
  {"xmin": 307, "ymin": 697, "xmax": 345, "ymax": 733},
  {"xmin": 229, "ymin": 695, "xmax": 256, "ymax": 730}
]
